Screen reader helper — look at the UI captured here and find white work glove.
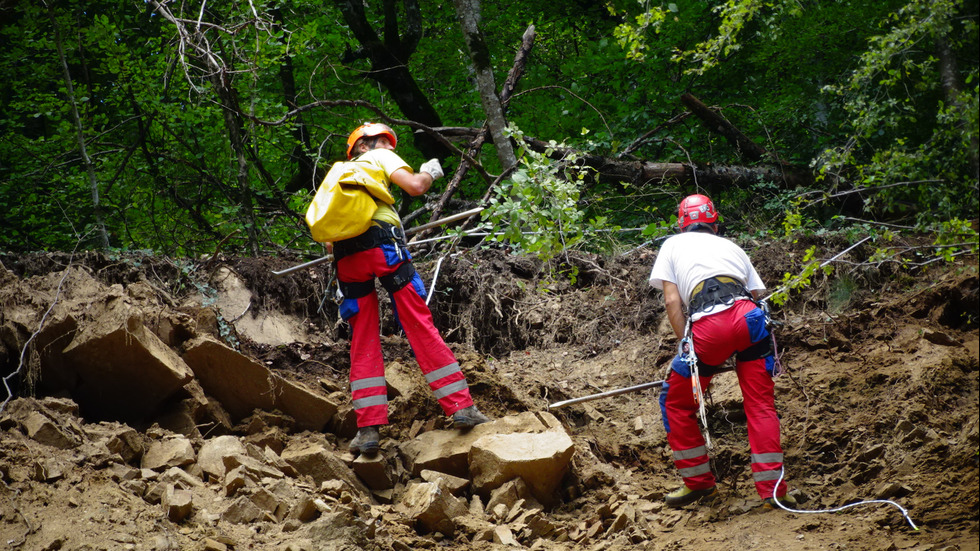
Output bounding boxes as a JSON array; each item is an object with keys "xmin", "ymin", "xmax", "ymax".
[{"xmin": 419, "ymin": 158, "xmax": 444, "ymax": 180}]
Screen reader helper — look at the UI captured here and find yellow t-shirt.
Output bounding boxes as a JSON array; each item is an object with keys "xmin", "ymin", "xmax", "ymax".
[{"xmin": 350, "ymin": 149, "xmax": 411, "ymax": 227}]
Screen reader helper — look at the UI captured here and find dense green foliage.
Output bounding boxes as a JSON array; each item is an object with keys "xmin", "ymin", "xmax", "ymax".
[{"xmin": 0, "ymin": 0, "xmax": 976, "ymax": 258}]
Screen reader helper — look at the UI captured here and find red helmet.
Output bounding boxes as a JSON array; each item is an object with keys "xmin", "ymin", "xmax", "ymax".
[
  {"xmin": 346, "ymin": 123, "xmax": 397, "ymax": 159},
  {"xmin": 677, "ymin": 194, "xmax": 719, "ymax": 230}
]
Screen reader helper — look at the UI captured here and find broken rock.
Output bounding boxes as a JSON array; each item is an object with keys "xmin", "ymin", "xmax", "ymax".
[
  {"xmin": 352, "ymin": 452, "xmax": 395, "ymax": 491},
  {"xmin": 182, "ymin": 336, "xmax": 338, "ymax": 431},
  {"xmin": 221, "ymin": 495, "xmax": 266, "ymax": 524},
  {"xmin": 280, "ymin": 442, "xmax": 368, "ymax": 496},
  {"xmin": 394, "ymin": 481, "xmax": 468, "ymax": 536},
  {"xmin": 198, "ymin": 435, "xmax": 247, "ymax": 481},
  {"xmin": 420, "ymin": 469, "xmax": 470, "ymax": 496},
  {"xmin": 61, "ymin": 307, "xmax": 194, "ymax": 421},
  {"xmin": 163, "ymin": 485, "xmax": 194, "ymax": 522},
  {"xmin": 469, "ymin": 425, "xmax": 574, "ymax": 506},
  {"xmin": 23, "ymin": 410, "xmax": 79, "ymax": 449},
  {"xmin": 399, "ymin": 411, "xmax": 567, "ymax": 479},
  {"xmin": 141, "ymin": 435, "xmax": 196, "ymax": 472}
]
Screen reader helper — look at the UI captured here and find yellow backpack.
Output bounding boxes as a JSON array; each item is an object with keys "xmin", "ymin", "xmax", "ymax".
[{"xmin": 305, "ymin": 159, "xmax": 396, "ymax": 243}]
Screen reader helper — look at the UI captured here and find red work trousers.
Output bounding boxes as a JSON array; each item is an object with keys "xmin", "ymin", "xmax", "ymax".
[
  {"xmin": 337, "ymin": 246, "xmax": 474, "ymax": 428},
  {"xmin": 660, "ymin": 299, "xmax": 788, "ymax": 499}
]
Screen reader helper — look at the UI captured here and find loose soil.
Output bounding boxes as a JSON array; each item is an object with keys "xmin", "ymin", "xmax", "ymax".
[{"xmin": 0, "ymin": 235, "xmax": 977, "ymax": 551}]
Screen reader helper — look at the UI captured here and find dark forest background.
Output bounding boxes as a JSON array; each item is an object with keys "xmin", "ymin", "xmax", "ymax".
[{"xmin": 1, "ymin": 0, "xmax": 977, "ymax": 261}]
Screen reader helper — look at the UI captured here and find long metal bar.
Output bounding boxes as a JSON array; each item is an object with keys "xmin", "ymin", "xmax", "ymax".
[
  {"xmin": 273, "ymin": 207, "xmax": 485, "ymax": 277},
  {"xmin": 271, "ymin": 254, "xmax": 334, "ymax": 276},
  {"xmin": 548, "ymin": 380, "xmax": 665, "ymax": 409},
  {"xmin": 404, "ymin": 206, "xmax": 484, "ymax": 236}
]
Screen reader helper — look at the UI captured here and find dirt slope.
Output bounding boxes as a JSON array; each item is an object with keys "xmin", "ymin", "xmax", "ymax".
[{"xmin": 0, "ymin": 239, "xmax": 977, "ymax": 551}]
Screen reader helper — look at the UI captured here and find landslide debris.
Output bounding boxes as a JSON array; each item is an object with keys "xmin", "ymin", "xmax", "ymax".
[{"xmin": 0, "ymin": 245, "xmax": 977, "ymax": 551}]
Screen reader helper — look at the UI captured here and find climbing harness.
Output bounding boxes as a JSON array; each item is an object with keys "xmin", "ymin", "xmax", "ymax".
[
  {"xmin": 689, "ymin": 276, "xmax": 752, "ymax": 315},
  {"xmin": 332, "ymin": 221, "xmax": 406, "ymax": 262}
]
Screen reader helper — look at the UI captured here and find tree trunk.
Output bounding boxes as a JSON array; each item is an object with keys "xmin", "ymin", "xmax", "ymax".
[
  {"xmin": 338, "ymin": 0, "xmax": 448, "ymax": 159},
  {"xmin": 273, "ymin": 7, "xmax": 316, "ymax": 194},
  {"xmin": 452, "ymin": 0, "xmax": 517, "ymax": 171},
  {"xmin": 148, "ymin": 0, "xmax": 264, "ymax": 255},
  {"xmin": 936, "ymin": 34, "xmax": 979, "ymax": 182},
  {"xmin": 48, "ymin": 5, "xmax": 110, "ymax": 249},
  {"xmin": 424, "ymin": 25, "xmax": 535, "ymax": 228},
  {"xmin": 522, "ymin": 136, "xmax": 817, "ymax": 191}
]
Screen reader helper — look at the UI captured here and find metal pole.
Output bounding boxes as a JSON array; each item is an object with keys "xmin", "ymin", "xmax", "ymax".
[
  {"xmin": 405, "ymin": 206, "xmax": 484, "ymax": 236},
  {"xmin": 548, "ymin": 380, "xmax": 665, "ymax": 409},
  {"xmin": 271, "ymin": 254, "xmax": 334, "ymax": 276}
]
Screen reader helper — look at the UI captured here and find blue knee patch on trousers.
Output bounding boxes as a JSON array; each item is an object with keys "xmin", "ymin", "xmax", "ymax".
[
  {"xmin": 339, "ymin": 298, "xmax": 360, "ymax": 321},
  {"xmin": 744, "ymin": 307, "xmax": 770, "ymax": 343},
  {"xmin": 659, "ymin": 382, "xmax": 671, "ymax": 433},
  {"xmin": 670, "ymin": 354, "xmax": 692, "ymax": 378},
  {"xmin": 411, "ymin": 273, "xmax": 427, "ymax": 298}
]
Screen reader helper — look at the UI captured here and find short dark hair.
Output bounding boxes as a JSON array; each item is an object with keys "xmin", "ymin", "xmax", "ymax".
[{"xmin": 682, "ymin": 222, "xmax": 717, "ymax": 234}]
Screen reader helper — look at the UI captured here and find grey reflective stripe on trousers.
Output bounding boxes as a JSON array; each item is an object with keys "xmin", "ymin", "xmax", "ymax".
[
  {"xmin": 678, "ymin": 461, "xmax": 712, "ymax": 478},
  {"xmin": 753, "ymin": 469, "xmax": 782, "ymax": 482},
  {"xmin": 424, "ymin": 363, "xmax": 462, "ymax": 384},
  {"xmin": 351, "ymin": 376, "xmax": 386, "ymax": 392},
  {"xmin": 352, "ymin": 394, "xmax": 388, "ymax": 409},
  {"xmin": 433, "ymin": 379, "xmax": 468, "ymax": 399},
  {"xmin": 673, "ymin": 445, "xmax": 708, "ymax": 461},
  {"xmin": 751, "ymin": 452, "xmax": 783, "ymax": 464}
]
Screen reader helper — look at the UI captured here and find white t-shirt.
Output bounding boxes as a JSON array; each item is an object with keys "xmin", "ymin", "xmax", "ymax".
[{"xmin": 649, "ymin": 231, "xmax": 765, "ymax": 318}]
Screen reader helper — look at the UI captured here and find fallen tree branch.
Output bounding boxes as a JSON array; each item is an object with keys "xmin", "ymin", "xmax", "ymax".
[
  {"xmin": 522, "ymin": 136, "xmax": 816, "ymax": 190},
  {"xmin": 681, "ymin": 93, "xmax": 769, "ymax": 162}
]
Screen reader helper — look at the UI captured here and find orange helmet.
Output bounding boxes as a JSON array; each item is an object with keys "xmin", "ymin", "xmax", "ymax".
[
  {"xmin": 677, "ymin": 194, "xmax": 719, "ymax": 230},
  {"xmin": 346, "ymin": 123, "xmax": 397, "ymax": 159}
]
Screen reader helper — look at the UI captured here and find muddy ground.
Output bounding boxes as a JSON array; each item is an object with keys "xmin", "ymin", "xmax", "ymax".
[{"xmin": 0, "ymin": 233, "xmax": 977, "ymax": 551}]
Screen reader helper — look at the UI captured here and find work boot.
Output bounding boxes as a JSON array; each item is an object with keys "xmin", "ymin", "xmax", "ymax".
[
  {"xmin": 763, "ymin": 492, "xmax": 798, "ymax": 510},
  {"xmin": 452, "ymin": 405, "xmax": 491, "ymax": 428},
  {"xmin": 349, "ymin": 426, "xmax": 380, "ymax": 455},
  {"xmin": 664, "ymin": 485, "xmax": 718, "ymax": 508}
]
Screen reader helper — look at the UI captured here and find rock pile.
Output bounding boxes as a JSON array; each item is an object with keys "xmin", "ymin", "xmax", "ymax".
[
  {"xmin": 0, "ymin": 260, "xmax": 586, "ymax": 549},
  {"xmin": 1, "ymin": 396, "xmax": 583, "ymax": 549}
]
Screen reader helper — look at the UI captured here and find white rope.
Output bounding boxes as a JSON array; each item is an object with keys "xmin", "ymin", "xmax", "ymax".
[
  {"xmin": 426, "ymin": 255, "xmax": 447, "ymax": 306},
  {"xmin": 769, "ymin": 467, "xmax": 919, "ymax": 530},
  {"xmin": 761, "ymin": 236, "xmax": 872, "ymax": 303}
]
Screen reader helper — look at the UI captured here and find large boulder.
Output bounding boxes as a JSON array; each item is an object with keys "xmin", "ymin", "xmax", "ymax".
[
  {"xmin": 60, "ymin": 304, "xmax": 194, "ymax": 421},
  {"xmin": 181, "ymin": 336, "xmax": 338, "ymax": 431},
  {"xmin": 398, "ymin": 411, "xmax": 569, "ymax": 480},
  {"xmin": 468, "ymin": 427, "xmax": 574, "ymax": 506}
]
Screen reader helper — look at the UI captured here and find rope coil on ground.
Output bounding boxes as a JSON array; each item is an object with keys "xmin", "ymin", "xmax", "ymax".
[{"xmin": 770, "ymin": 467, "xmax": 919, "ymax": 530}]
